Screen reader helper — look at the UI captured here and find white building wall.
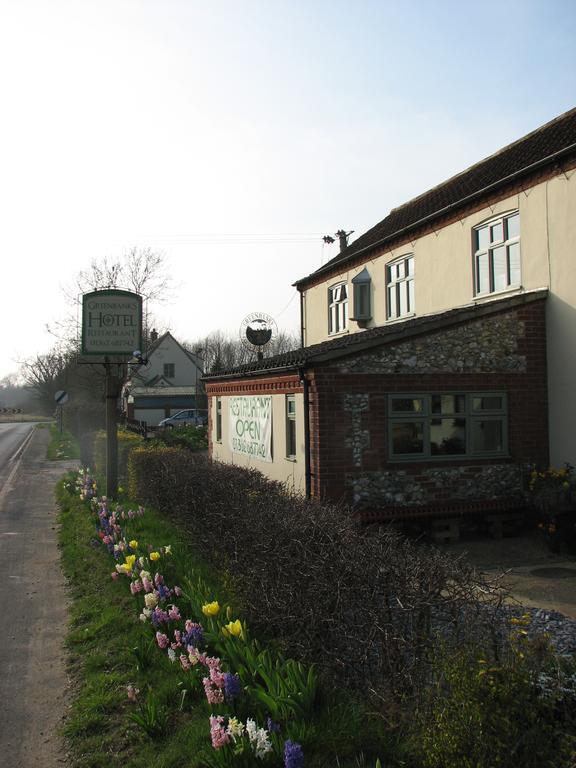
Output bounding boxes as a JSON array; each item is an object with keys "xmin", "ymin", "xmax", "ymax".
[
  {"xmin": 210, "ymin": 393, "xmax": 306, "ymax": 493},
  {"xmin": 146, "ymin": 336, "xmax": 201, "ymax": 386}
]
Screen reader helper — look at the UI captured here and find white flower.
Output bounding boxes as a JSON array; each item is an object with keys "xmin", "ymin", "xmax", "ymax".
[
  {"xmin": 144, "ymin": 592, "xmax": 158, "ymax": 609},
  {"xmin": 139, "ymin": 613, "xmax": 147, "ymax": 622},
  {"xmin": 167, "ymin": 648, "xmax": 177, "ymax": 663},
  {"xmin": 245, "ymin": 718, "xmax": 257, "ymax": 742},
  {"xmin": 254, "ymin": 728, "xmax": 272, "ymax": 758}
]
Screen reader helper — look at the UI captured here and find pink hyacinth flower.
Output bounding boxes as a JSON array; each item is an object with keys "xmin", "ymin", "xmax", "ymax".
[
  {"xmin": 209, "ymin": 715, "xmax": 231, "ymax": 748},
  {"xmin": 168, "ymin": 605, "xmax": 181, "ymax": 621},
  {"xmin": 156, "ymin": 632, "xmax": 169, "ymax": 649},
  {"xmin": 203, "ymin": 678, "xmax": 225, "ymax": 705}
]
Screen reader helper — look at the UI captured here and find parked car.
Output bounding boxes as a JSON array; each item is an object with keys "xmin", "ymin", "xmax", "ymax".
[{"xmin": 157, "ymin": 409, "xmax": 207, "ymax": 429}]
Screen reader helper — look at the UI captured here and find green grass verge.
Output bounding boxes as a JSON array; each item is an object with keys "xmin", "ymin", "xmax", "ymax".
[
  {"xmin": 47, "ymin": 424, "xmax": 80, "ymax": 460},
  {"xmin": 57, "ymin": 478, "xmax": 398, "ymax": 767},
  {"xmin": 58, "ymin": 482, "xmax": 219, "ymax": 767}
]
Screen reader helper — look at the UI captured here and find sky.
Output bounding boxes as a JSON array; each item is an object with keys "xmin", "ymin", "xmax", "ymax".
[{"xmin": 0, "ymin": 0, "xmax": 575, "ymax": 380}]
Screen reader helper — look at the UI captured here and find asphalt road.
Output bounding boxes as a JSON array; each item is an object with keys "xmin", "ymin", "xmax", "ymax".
[{"xmin": 0, "ymin": 425, "xmax": 74, "ymax": 768}]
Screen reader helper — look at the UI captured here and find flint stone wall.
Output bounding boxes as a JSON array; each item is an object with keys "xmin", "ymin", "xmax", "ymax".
[
  {"xmin": 348, "ymin": 464, "xmax": 524, "ymax": 507},
  {"xmin": 339, "ymin": 314, "xmax": 526, "ymax": 375}
]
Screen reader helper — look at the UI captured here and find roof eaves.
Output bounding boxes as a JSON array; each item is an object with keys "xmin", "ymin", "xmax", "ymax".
[
  {"xmin": 204, "ymin": 289, "xmax": 548, "ymax": 380},
  {"xmin": 294, "ymin": 124, "xmax": 576, "ymax": 288}
]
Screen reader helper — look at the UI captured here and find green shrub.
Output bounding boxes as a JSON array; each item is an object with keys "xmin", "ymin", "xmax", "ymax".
[
  {"xmin": 151, "ymin": 424, "xmax": 208, "ymax": 452},
  {"xmin": 418, "ymin": 629, "xmax": 576, "ymax": 768}
]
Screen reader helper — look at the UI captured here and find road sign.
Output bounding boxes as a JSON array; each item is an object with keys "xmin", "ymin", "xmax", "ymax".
[{"xmin": 54, "ymin": 390, "xmax": 70, "ymax": 406}]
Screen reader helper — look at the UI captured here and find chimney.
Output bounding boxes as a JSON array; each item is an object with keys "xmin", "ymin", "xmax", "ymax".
[
  {"xmin": 150, "ymin": 328, "xmax": 158, "ymax": 342},
  {"xmin": 335, "ymin": 229, "xmax": 354, "ymax": 253}
]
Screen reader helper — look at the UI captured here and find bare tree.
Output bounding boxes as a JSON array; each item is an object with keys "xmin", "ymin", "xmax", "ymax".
[
  {"xmin": 185, "ymin": 329, "xmax": 299, "ymax": 374},
  {"xmin": 48, "ymin": 247, "xmax": 173, "ymax": 344},
  {"xmin": 20, "ymin": 345, "xmax": 74, "ymax": 413},
  {"xmin": 67, "ymin": 247, "xmax": 173, "ymax": 302}
]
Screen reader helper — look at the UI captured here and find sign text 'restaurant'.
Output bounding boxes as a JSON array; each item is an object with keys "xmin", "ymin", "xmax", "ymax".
[{"xmin": 229, "ymin": 395, "xmax": 272, "ymax": 462}]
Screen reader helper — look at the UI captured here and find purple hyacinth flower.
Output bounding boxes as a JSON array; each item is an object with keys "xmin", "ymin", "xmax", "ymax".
[
  {"xmin": 223, "ymin": 672, "xmax": 242, "ymax": 703},
  {"xmin": 183, "ymin": 623, "xmax": 204, "ymax": 648},
  {"xmin": 284, "ymin": 740, "xmax": 304, "ymax": 768}
]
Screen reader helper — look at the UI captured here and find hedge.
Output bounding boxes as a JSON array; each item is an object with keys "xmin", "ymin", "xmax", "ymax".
[{"xmin": 127, "ymin": 446, "xmax": 508, "ymax": 703}]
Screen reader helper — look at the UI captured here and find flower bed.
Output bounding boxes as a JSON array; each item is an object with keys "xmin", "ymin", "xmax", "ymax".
[{"xmin": 67, "ymin": 468, "xmax": 322, "ymax": 767}]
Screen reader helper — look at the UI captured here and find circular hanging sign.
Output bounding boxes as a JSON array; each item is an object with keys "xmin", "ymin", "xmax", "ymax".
[{"xmin": 240, "ymin": 312, "xmax": 278, "ymax": 350}]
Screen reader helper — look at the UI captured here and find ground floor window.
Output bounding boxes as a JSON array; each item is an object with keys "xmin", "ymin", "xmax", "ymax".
[
  {"xmin": 388, "ymin": 392, "xmax": 507, "ymax": 460},
  {"xmin": 286, "ymin": 394, "xmax": 296, "ymax": 459},
  {"xmin": 215, "ymin": 396, "xmax": 222, "ymax": 442}
]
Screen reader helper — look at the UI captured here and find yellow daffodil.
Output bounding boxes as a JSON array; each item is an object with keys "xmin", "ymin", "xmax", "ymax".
[
  {"xmin": 124, "ymin": 554, "xmax": 136, "ymax": 571},
  {"xmin": 129, "ymin": 540, "xmax": 138, "ymax": 549},
  {"xmin": 221, "ymin": 619, "xmax": 243, "ymax": 638},
  {"xmin": 149, "ymin": 551, "xmax": 160, "ymax": 562},
  {"xmin": 164, "ymin": 545, "xmax": 172, "ymax": 555},
  {"xmin": 202, "ymin": 601, "xmax": 220, "ymax": 617}
]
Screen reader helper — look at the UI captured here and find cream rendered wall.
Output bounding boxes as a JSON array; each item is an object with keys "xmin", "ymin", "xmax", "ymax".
[
  {"xmin": 302, "ymin": 186, "xmax": 551, "ymax": 346},
  {"xmin": 545, "ymin": 169, "xmax": 576, "ymax": 466},
  {"xmin": 210, "ymin": 393, "xmax": 306, "ymax": 493},
  {"xmin": 147, "ymin": 337, "xmax": 201, "ymax": 386}
]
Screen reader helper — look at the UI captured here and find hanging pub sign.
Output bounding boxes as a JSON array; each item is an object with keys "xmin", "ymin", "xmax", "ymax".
[
  {"xmin": 229, "ymin": 395, "xmax": 272, "ymax": 462},
  {"xmin": 81, "ymin": 289, "xmax": 143, "ymax": 356}
]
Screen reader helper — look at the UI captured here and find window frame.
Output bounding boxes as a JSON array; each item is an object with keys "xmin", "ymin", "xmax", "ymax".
[
  {"xmin": 215, "ymin": 396, "xmax": 222, "ymax": 442},
  {"xmin": 328, "ymin": 281, "xmax": 349, "ymax": 335},
  {"xmin": 388, "ymin": 392, "xmax": 508, "ymax": 462},
  {"xmin": 351, "ymin": 268, "xmax": 372, "ymax": 321},
  {"xmin": 386, "ymin": 254, "xmax": 414, "ymax": 321},
  {"xmin": 163, "ymin": 363, "xmax": 175, "ymax": 378},
  {"xmin": 285, "ymin": 394, "xmax": 297, "ymax": 460},
  {"xmin": 473, "ymin": 211, "xmax": 521, "ymax": 297}
]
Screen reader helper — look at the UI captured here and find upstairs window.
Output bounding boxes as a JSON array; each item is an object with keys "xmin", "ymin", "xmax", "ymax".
[
  {"xmin": 164, "ymin": 363, "xmax": 175, "ymax": 378},
  {"xmin": 328, "ymin": 282, "xmax": 348, "ymax": 334},
  {"xmin": 474, "ymin": 212, "xmax": 520, "ymax": 296},
  {"xmin": 388, "ymin": 392, "xmax": 507, "ymax": 460},
  {"xmin": 351, "ymin": 268, "xmax": 372, "ymax": 322},
  {"xmin": 386, "ymin": 255, "xmax": 414, "ymax": 320}
]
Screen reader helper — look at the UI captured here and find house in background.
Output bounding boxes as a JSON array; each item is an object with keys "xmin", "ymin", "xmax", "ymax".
[
  {"xmin": 204, "ymin": 107, "xmax": 575, "ymax": 522},
  {"xmin": 123, "ymin": 331, "xmax": 204, "ymax": 427}
]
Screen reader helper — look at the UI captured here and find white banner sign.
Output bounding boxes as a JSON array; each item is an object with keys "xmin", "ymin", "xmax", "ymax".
[{"xmin": 229, "ymin": 395, "xmax": 272, "ymax": 462}]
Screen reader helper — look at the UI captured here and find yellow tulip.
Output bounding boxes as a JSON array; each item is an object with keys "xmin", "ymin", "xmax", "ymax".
[
  {"xmin": 222, "ymin": 619, "xmax": 243, "ymax": 638},
  {"xmin": 124, "ymin": 555, "xmax": 136, "ymax": 571},
  {"xmin": 202, "ymin": 601, "xmax": 220, "ymax": 617},
  {"xmin": 149, "ymin": 552, "xmax": 160, "ymax": 562},
  {"xmin": 129, "ymin": 540, "xmax": 138, "ymax": 549}
]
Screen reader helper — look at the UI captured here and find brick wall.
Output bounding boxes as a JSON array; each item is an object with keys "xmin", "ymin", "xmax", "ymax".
[{"xmin": 308, "ymin": 299, "xmax": 548, "ymax": 511}]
